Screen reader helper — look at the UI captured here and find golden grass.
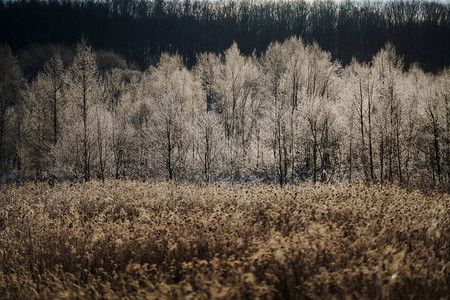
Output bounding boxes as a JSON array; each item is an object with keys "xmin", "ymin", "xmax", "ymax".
[{"xmin": 0, "ymin": 180, "xmax": 448, "ymax": 299}]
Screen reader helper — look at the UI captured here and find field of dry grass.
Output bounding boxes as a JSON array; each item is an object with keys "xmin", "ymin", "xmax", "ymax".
[{"xmin": 0, "ymin": 180, "xmax": 448, "ymax": 299}]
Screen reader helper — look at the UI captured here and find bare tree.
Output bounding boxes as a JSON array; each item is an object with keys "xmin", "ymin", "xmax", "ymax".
[
  {"xmin": 66, "ymin": 39, "xmax": 101, "ymax": 181},
  {"xmin": 0, "ymin": 44, "xmax": 25, "ymax": 177},
  {"xmin": 192, "ymin": 111, "xmax": 225, "ymax": 181},
  {"xmin": 24, "ymin": 54, "xmax": 67, "ymax": 177},
  {"xmin": 372, "ymin": 43, "xmax": 405, "ymax": 183},
  {"xmin": 415, "ymin": 74, "xmax": 447, "ymax": 186},
  {"xmin": 260, "ymin": 41, "xmax": 289, "ymax": 185},
  {"xmin": 301, "ymin": 43, "xmax": 341, "ymax": 183},
  {"xmin": 440, "ymin": 69, "xmax": 450, "ymax": 187},
  {"xmin": 95, "ymin": 104, "xmax": 113, "ymax": 181},
  {"xmin": 145, "ymin": 53, "xmax": 203, "ymax": 180},
  {"xmin": 343, "ymin": 59, "xmax": 376, "ymax": 181},
  {"xmin": 215, "ymin": 43, "xmax": 260, "ymax": 179}
]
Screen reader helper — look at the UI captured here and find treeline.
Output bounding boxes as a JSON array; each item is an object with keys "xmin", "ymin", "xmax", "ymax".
[
  {"xmin": 1, "ymin": 0, "xmax": 450, "ymax": 73},
  {"xmin": 0, "ymin": 38, "xmax": 449, "ymax": 189}
]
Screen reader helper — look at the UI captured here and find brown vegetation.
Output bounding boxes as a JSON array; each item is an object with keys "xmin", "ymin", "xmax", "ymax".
[{"xmin": 0, "ymin": 181, "xmax": 448, "ymax": 299}]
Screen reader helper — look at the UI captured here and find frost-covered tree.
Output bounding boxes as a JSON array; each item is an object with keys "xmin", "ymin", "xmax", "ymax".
[
  {"xmin": 192, "ymin": 111, "xmax": 225, "ymax": 181},
  {"xmin": 111, "ymin": 117, "xmax": 134, "ymax": 179},
  {"xmin": 260, "ymin": 38, "xmax": 341, "ymax": 185},
  {"xmin": 372, "ymin": 43, "xmax": 405, "ymax": 183},
  {"xmin": 94, "ymin": 104, "xmax": 113, "ymax": 181},
  {"xmin": 299, "ymin": 43, "xmax": 341, "ymax": 183},
  {"xmin": 274, "ymin": 37, "xmax": 308, "ymax": 184},
  {"xmin": 342, "ymin": 60, "xmax": 376, "ymax": 181},
  {"xmin": 24, "ymin": 54, "xmax": 67, "ymax": 176},
  {"xmin": 260, "ymin": 41, "xmax": 289, "ymax": 185},
  {"xmin": 56, "ymin": 40, "xmax": 101, "ymax": 181},
  {"xmin": 0, "ymin": 44, "xmax": 25, "ymax": 177},
  {"xmin": 217, "ymin": 44, "xmax": 260, "ymax": 178},
  {"xmin": 413, "ymin": 70, "xmax": 449, "ymax": 186},
  {"xmin": 101, "ymin": 68, "xmax": 140, "ymax": 179},
  {"xmin": 439, "ymin": 69, "xmax": 450, "ymax": 186},
  {"xmin": 144, "ymin": 53, "xmax": 203, "ymax": 180},
  {"xmin": 400, "ymin": 64, "xmax": 426, "ymax": 184}
]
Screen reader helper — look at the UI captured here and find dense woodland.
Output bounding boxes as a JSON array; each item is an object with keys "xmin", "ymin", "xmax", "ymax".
[
  {"xmin": 1, "ymin": 35, "xmax": 449, "ymax": 189},
  {"xmin": 1, "ymin": 0, "xmax": 450, "ymax": 73}
]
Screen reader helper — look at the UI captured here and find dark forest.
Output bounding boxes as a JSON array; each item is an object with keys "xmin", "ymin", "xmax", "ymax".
[{"xmin": 1, "ymin": 0, "xmax": 450, "ymax": 74}]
